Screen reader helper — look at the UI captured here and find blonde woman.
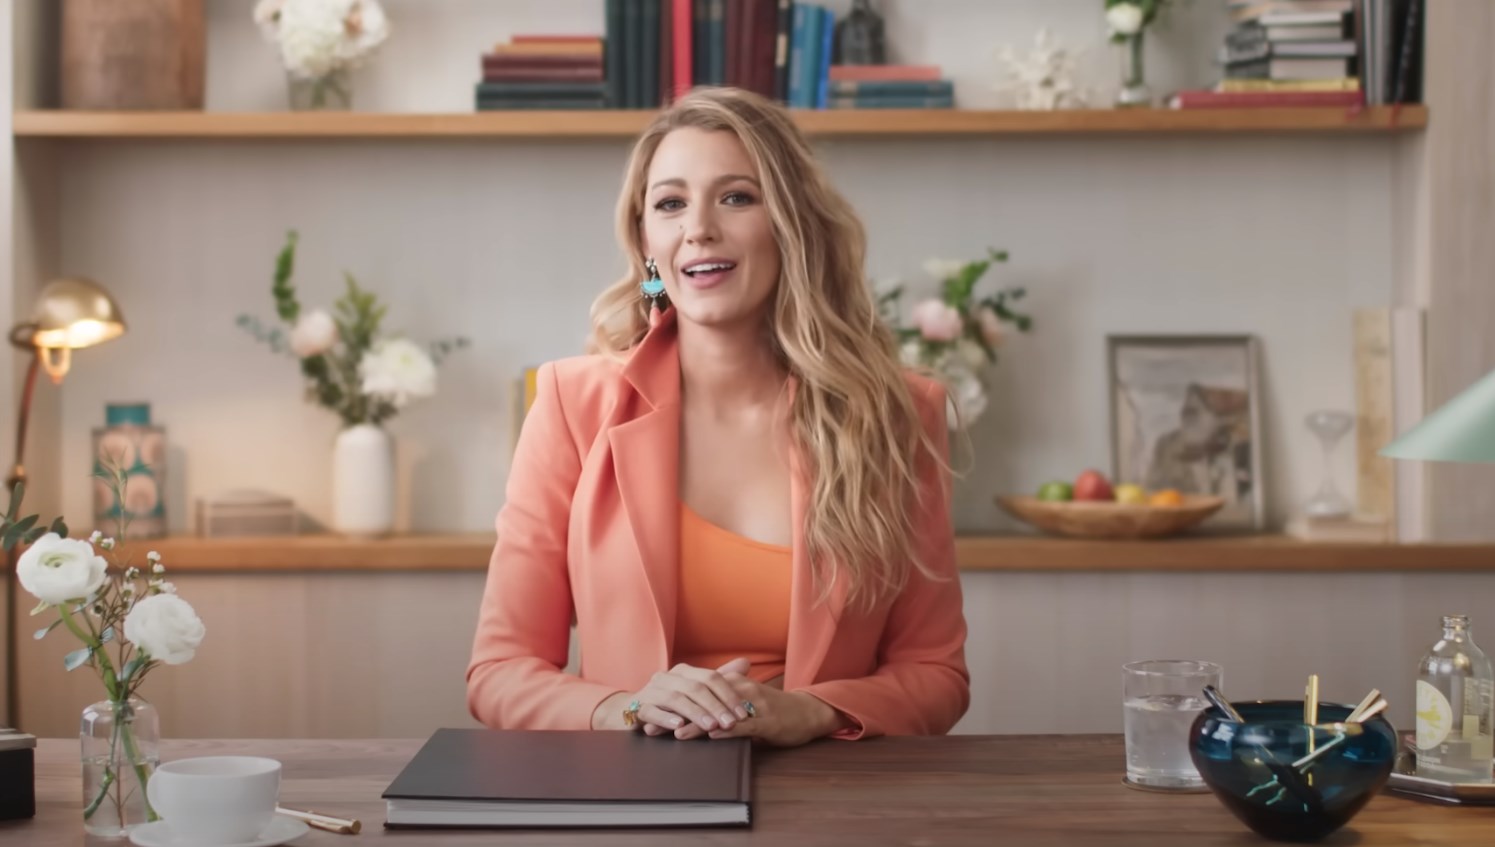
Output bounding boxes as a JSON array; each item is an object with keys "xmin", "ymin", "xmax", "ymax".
[{"xmin": 467, "ymin": 87, "xmax": 968, "ymax": 746}]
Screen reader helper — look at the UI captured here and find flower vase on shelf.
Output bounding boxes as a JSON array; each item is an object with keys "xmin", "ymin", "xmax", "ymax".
[
  {"xmin": 80, "ymin": 698, "xmax": 160, "ymax": 837},
  {"xmin": 287, "ymin": 67, "xmax": 352, "ymax": 111},
  {"xmin": 333, "ymin": 423, "xmax": 394, "ymax": 537},
  {"xmin": 1116, "ymin": 33, "xmax": 1152, "ymax": 108}
]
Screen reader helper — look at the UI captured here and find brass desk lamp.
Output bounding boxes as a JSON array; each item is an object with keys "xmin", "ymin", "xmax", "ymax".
[{"xmin": 4, "ymin": 277, "xmax": 126, "ymax": 727}]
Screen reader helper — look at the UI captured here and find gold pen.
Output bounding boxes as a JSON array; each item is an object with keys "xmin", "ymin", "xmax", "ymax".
[
  {"xmin": 1305, "ymin": 674, "xmax": 1320, "ymax": 785},
  {"xmin": 277, "ymin": 805, "xmax": 362, "ymax": 835}
]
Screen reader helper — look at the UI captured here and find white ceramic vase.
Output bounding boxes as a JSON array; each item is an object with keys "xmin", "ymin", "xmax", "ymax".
[{"xmin": 332, "ymin": 423, "xmax": 394, "ymax": 537}]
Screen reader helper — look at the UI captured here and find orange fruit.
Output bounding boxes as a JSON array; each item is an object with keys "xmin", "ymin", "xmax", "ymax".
[{"xmin": 1148, "ymin": 489, "xmax": 1183, "ymax": 507}]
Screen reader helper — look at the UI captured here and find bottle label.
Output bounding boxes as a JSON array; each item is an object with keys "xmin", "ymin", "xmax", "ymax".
[{"xmin": 1417, "ymin": 679, "xmax": 1454, "ymax": 750}]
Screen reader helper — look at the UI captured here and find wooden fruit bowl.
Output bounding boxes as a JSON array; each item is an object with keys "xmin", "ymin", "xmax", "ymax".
[{"xmin": 995, "ymin": 494, "xmax": 1226, "ymax": 540}]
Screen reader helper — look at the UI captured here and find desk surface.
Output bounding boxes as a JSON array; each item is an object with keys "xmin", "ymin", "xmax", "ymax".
[{"xmin": 12, "ymin": 735, "xmax": 1495, "ymax": 846}]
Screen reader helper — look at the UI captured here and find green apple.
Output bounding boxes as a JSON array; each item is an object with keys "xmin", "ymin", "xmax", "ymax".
[{"xmin": 1037, "ymin": 481, "xmax": 1073, "ymax": 502}]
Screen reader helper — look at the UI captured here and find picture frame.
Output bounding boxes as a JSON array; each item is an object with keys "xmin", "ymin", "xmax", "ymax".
[{"xmin": 1106, "ymin": 335, "xmax": 1265, "ymax": 532}]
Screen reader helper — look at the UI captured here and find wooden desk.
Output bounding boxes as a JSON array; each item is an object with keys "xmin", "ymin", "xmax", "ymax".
[{"xmin": 12, "ymin": 735, "xmax": 1495, "ymax": 846}]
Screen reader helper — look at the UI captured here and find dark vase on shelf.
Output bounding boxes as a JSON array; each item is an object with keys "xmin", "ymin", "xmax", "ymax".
[{"xmin": 834, "ymin": 0, "xmax": 886, "ymax": 65}]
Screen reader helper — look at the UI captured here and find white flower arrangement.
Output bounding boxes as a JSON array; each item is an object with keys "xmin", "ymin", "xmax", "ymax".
[
  {"xmin": 237, "ymin": 231, "xmax": 468, "ymax": 428},
  {"xmin": 4, "ymin": 468, "xmax": 206, "ymax": 826},
  {"xmin": 878, "ymin": 249, "xmax": 1033, "ymax": 430},
  {"xmin": 254, "ymin": 0, "xmax": 390, "ymax": 80}
]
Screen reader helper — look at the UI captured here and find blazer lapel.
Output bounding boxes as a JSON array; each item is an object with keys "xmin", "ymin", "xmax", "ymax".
[
  {"xmin": 610, "ymin": 310, "xmax": 682, "ymax": 668},
  {"xmin": 784, "ymin": 377, "xmax": 848, "ymax": 690}
]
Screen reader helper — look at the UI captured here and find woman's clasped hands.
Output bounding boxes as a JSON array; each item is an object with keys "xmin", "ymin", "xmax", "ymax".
[{"xmin": 599, "ymin": 657, "xmax": 840, "ymax": 747}]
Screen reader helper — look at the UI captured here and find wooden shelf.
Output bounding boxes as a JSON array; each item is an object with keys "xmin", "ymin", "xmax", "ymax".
[
  {"xmin": 10, "ymin": 106, "xmax": 1427, "ymax": 140},
  {"xmin": 102, "ymin": 531, "xmax": 1493, "ymax": 573}
]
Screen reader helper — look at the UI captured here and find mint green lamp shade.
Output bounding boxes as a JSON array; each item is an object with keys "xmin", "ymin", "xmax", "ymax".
[{"xmin": 1380, "ymin": 367, "xmax": 1495, "ymax": 463}]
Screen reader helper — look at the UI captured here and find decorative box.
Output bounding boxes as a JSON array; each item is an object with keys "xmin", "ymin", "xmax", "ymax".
[
  {"xmin": 196, "ymin": 490, "xmax": 300, "ymax": 538},
  {"xmin": 0, "ymin": 728, "xmax": 36, "ymax": 821},
  {"xmin": 92, "ymin": 401, "xmax": 167, "ymax": 539}
]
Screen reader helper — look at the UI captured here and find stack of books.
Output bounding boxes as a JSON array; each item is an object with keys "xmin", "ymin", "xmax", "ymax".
[
  {"xmin": 827, "ymin": 65, "xmax": 952, "ymax": 110},
  {"xmin": 476, "ymin": 35, "xmax": 607, "ymax": 111},
  {"xmin": 1175, "ymin": 0, "xmax": 1360, "ymax": 108},
  {"xmin": 1171, "ymin": 0, "xmax": 1423, "ymax": 109}
]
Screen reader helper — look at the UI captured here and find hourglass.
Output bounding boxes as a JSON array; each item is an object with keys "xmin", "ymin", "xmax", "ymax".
[{"xmin": 1303, "ymin": 410, "xmax": 1355, "ymax": 518}]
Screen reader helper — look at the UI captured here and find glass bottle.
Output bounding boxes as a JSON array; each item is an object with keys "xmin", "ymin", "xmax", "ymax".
[{"xmin": 1415, "ymin": 614, "xmax": 1495, "ymax": 782}]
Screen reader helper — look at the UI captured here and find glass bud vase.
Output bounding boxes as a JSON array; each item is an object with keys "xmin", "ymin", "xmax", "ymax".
[
  {"xmin": 1116, "ymin": 33, "xmax": 1152, "ymax": 108},
  {"xmin": 80, "ymin": 698, "xmax": 161, "ymax": 837},
  {"xmin": 287, "ymin": 67, "xmax": 353, "ymax": 111}
]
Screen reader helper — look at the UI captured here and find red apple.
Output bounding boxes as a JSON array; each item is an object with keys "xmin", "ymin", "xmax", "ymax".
[{"xmin": 1073, "ymin": 469, "xmax": 1115, "ymax": 502}]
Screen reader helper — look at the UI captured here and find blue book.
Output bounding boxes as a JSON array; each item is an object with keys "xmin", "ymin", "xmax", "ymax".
[
  {"xmin": 787, "ymin": 4, "xmax": 810, "ymax": 107},
  {"xmin": 815, "ymin": 5, "xmax": 832, "ymax": 109}
]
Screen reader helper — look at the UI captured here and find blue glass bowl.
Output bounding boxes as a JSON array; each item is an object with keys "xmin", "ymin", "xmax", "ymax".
[{"xmin": 1188, "ymin": 700, "xmax": 1397, "ymax": 843}]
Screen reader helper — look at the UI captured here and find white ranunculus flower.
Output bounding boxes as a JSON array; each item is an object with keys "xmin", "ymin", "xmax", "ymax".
[
  {"xmin": 359, "ymin": 338, "xmax": 437, "ymax": 408},
  {"xmin": 271, "ymin": 0, "xmax": 389, "ymax": 77},
  {"xmin": 253, "ymin": 0, "xmax": 287, "ymax": 41},
  {"xmin": 337, "ymin": 0, "xmax": 391, "ymax": 63},
  {"xmin": 290, "ymin": 309, "xmax": 338, "ymax": 357},
  {"xmin": 898, "ymin": 339, "xmax": 925, "ymax": 368},
  {"xmin": 16, "ymin": 534, "xmax": 108, "ymax": 606},
  {"xmin": 124, "ymin": 594, "xmax": 205, "ymax": 665},
  {"xmin": 922, "ymin": 258, "xmax": 967, "ymax": 282},
  {"xmin": 1107, "ymin": 3, "xmax": 1145, "ymax": 36},
  {"xmin": 944, "ymin": 365, "xmax": 989, "ymax": 430},
  {"xmin": 956, "ymin": 338, "xmax": 989, "ymax": 371}
]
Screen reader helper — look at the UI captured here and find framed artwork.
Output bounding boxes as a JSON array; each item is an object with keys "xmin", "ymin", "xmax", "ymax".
[{"xmin": 1107, "ymin": 335, "xmax": 1265, "ymax": 531}]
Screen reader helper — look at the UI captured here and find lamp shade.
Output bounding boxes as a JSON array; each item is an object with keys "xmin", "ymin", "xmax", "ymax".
[
  {"xmin": 1380, "ymin": 367, "xmax": 1495, "ymax": 463},
  {"xmin": 12, "ymin": 277, "xmax": 127, "ymax": 349}
]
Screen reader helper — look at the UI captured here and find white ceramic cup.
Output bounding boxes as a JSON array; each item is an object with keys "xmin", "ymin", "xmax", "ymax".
[{"xmin": 146, "ymin": 756, "xmax": 281, "ymax": 845}]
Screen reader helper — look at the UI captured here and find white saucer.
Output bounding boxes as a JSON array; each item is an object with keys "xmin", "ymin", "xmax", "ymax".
[{"xmin": 128, "ymin": 816, "xmax": 310, "ymax": 847}]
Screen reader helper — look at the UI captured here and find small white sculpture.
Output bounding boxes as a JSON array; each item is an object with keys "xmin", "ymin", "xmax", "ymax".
[{"xmin": 997, "ymin": 28, "xmax": 1088, "ymax": 111}]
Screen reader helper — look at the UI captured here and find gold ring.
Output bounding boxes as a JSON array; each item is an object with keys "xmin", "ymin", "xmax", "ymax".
[{"xmin": 623, "ymin": 699, "xmax": 642, "ymax": 728}]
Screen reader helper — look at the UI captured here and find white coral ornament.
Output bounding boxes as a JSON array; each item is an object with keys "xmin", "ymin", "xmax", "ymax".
[{"xmin": 997, "ymin": 28, "xmax": 1088, "ymax": 111}]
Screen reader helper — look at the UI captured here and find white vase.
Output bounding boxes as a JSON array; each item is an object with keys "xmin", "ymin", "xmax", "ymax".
[{"xmin": 332, "ymin": 423, "xmax": 394, "ymax": 537}]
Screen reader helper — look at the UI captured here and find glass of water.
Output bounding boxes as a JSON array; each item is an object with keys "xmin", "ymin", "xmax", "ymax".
[{"xmin": 1122, "ymin": 659, "xmax": 1221, "ymax": 791}]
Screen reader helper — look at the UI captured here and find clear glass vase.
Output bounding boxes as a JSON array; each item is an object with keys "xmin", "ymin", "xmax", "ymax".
[
  {"xmin": 1116, "ymin": 33, "xmax": 1152, "ymax": 108},
  {"xmin": 287, "ymin": 67, "xmax": 352, "ymax": 111},
  {"xmin": 80, "ymin": 698, "xmax": 161, "ymax": 837}
]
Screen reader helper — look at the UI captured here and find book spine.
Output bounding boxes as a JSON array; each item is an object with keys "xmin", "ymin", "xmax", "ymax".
[
  {"xmin": 772, "ymin": 0, "xmax": 792, "ymax": 101},
  {"xmin": 829, "ymin": 79, "xmax": 952, "ymax": 97},
  {"xmin": 493, "ymin": 42, "xmax": 604, "ymax": 56},
  {"xmin": 708, "ymin": 0, "xmax": 726, "ymax": 85},
  {"xmin": 605, "ymin": 0, "xmax": 625, "ymax": 107},
  {"xmin": 1169, "ymin": 89, "xmax": 1363, "ymax": 108},
  {"xmin": 752, "ymin": 0, "xmax": 779, "ymax": 97},
  {"xmin": 694, "ymin": 0, "xmax": 709, "ymax": 87},
  {"xmin": 625, "ymin": 0, "xmax": 643, "ymax": 108},
  {"xmin": 476, "ymin": 82, "xmax": 610, "ymax": 98},
  {"xmin": 726, "ymin": 0, "xmax": 745, "ymax": 88},
  {"xmin": 483, "ymin": 67, "xmax": 606, "ymax": 83},
  {"xmin": 477, "ymin": 98, "xmax": 608, "ymax": 110},
  {"xmin": 829, "ymin": 94, "xmax": 954, "ymax": 109},
  {"xmin": 641, "ymin": 0, "xmax": 660, "ymax": 108},
  {"xmin": 815, "ymin": 5, "xmax": 832, "ymax": 108},
  {"xmin": 512, "ymin": 35, "xmax": 605, "ymax": 44},
  {"xmin": 484, "ymin": 54, "xmax": 605, "ymax": 69},
  {"xmin": 672, "ymin": 0, "xmax": 694, "ymax": 98},
  {"xmin": 787, "ymin": 4, "xmax": 809, "ymax": 107},
  {"xmin": 828, "ymin": 64, "xmax": 942, "ymax": 82}
]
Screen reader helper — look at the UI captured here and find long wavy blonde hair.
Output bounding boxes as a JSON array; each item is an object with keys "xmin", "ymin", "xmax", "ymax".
[{"xmin": 589, "ymin": 87, "xmax": 943, "ymax": 611}]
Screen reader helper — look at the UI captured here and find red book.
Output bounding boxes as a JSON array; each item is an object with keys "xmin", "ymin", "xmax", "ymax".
[
  {"xmin": 829, "ymin": 64, "xmax": 942, "ymax": 82},
  {"xmin": 672, "ymin": 0, "xmax": 693, "ymax": 99},
  {"xmin": 482, "ymin": 53, "xmax": 604, "ymax": 70},
  {"xmin": 1168, "ymin": 89, "xmax": 1365, "ymax": 109},
  {"xmin": 484, "ymin": 66, "xmax": 606, "ymax": 83}
]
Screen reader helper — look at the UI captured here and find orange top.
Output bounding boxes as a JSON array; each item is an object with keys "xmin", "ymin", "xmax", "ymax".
[{"xmin": 673, "ymin": 502, "xmax": 792, "ymax": 685}]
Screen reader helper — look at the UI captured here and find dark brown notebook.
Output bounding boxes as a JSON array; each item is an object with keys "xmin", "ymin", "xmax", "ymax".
[{"xmin": 382, "ymin": 728, "xmax": 752, "ymax": 828}]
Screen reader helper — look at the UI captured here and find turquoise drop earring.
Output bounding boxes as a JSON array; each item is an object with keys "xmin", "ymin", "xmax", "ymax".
[{"xmin": 640, "ymin": 257, "xmax": 666, "ymax": 302}]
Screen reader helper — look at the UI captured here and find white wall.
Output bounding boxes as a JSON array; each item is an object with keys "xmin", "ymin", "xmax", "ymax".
[{"xmin": 42, "ymin": 0, "xmax": 1401, "ymax": 536}]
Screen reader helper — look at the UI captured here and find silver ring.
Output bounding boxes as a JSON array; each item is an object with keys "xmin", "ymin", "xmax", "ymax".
[{"xmin": 742, "ymin": 700, "xmax": 756, "ymax": 718}]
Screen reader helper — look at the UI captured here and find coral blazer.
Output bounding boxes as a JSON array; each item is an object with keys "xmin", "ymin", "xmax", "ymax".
[{"xmin": 466, "ymin": 310, "xmax": 970, "ymax": 739}]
